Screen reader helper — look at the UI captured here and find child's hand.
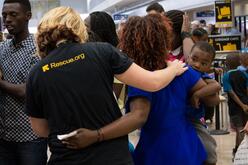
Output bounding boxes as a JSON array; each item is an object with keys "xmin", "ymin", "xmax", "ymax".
[
  {"xmin": 241, "ymin": 121, "xmax": 248, "ymax": 134},
  {"xmin": 190, "ymin": 93, "xmax": 200, "ymax": 109},
  {"xmin": 242, "ymin": 104, "xmax": 248, "ymax": 113},
  {"xmin": 214, "ymin": 68, "xmax": 223, "ymax": 74}
]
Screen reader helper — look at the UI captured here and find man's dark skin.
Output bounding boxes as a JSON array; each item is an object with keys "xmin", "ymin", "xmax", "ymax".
[{"xmin": 0, "ymin": 2, "xmax": 32, "ymax": 98}]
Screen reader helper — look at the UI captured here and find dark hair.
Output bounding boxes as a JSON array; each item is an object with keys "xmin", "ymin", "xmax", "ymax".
[
  {"xmin": 4, "ymin": 0, "xmax": 31, "ymax": 12},
  {"xmin": 87, "ymin": 30, "xmax": 102, "ymax": 42},
  {"xmin": 165, "ymin": 10, "xmax": 184, "ymax": 49},
  {"xmin": 89, "ymin": 11, "xmax": 119, "ymax": 47},
  {"xmin": 226, "ymin": 54, "xmax": 240, "ymax": 70},
  {"xmin": 192, "ymin": 28, "xmax": 208, "ymax": 37},
  {"xmin": 191, "ymin": 41, "xmax": 216, "ymax": 60},
  {"xmin": 118, "ymin": 14, "xmax": 172, "ymax": 71},
  {"xmin": 165, "ymin": 10, "xmax": 184, "ymax": 33},
  {"xmin": 199, "ymin": 19, "xmax": 206, "ymax": 25},
  {"xmin": 240, "ymin": 52, "xmax": 248, "ymax": 66},
  {"xmin": 146, "ymin": 2, "xmax": 165, "ymax": 13}
]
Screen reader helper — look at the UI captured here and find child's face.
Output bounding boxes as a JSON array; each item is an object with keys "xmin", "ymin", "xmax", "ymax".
[{"xmin": 187, "ymin": 47, "xmax": 212, "ymax": 73}]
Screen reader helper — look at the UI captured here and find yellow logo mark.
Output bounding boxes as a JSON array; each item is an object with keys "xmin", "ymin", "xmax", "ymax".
[
  {"xmin": 42, "ymin": 64, "xmax": 50, "ymax": 72},
  {"xmin": 42, "ymin": 53, "xmax": 85, "ymax": 72}
]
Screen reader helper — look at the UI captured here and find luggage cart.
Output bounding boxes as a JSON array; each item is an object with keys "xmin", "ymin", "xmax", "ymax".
[{"xmin": 216, "ymin": 6, "xmax": 231, "ymax": 20}]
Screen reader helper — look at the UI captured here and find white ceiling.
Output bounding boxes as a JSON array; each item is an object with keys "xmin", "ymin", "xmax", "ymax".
[{"xmin": 89, "ymin": 0, "xmax": 159, "ymax": 13}]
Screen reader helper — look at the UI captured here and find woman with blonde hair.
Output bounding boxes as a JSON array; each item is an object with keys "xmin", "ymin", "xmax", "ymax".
[{"xmin": 25, "ymin": 7, "xmax": 187, "ymax": 164}]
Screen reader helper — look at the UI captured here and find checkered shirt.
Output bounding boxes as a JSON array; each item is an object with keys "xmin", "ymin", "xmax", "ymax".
[{"xmin": 0, "ymin": 34, "xmax": 40, "ymax": 142}]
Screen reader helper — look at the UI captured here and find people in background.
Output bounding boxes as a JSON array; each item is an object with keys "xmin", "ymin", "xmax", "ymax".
[
  {"xmin": 84, "ymin": 11, "xmax": 123, "ymax": 99},
  {"xmin": 146, "ymin": 2, "xmax": 165, "ymax": 15},
  {"xmin": 191, "ymin": 20, "xmax": 200, "ymax": 32},
  {"xmin": 117, "ymin": 19, "xmax": 126, "ymax": 40},
  {"xmin": 84, "ymin": 11, "xmax": 119, "ymax": 47},
  {"xmin": 165, "ymin": 10, "xmax": 185, "ymax": 61},
  {"xmin": 223, "ymin": 53, "xmax": 248, "ymax": 158},
  {"xmin": 207, "ymin": 24, "xmax": 219, "ymax": 35},
  {"xmin": 192, "ymin": 28, "xmax": 209, "ymax": 43},
  {"xmin": 199, "ymin": 19, "xmax": 208, "ymax": 31},
  {"xmin": 25, "ymin": 7, "xmax": 187, "ymax": 165},
  {"xmin": 0, "ymin": 0, "xmax": 47, "ymax": 164}
]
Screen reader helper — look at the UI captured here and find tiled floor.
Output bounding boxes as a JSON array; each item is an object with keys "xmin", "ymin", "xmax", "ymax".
[{"xmin": 213, "ymin": 132, "xmax": 235, "ymax": 165}]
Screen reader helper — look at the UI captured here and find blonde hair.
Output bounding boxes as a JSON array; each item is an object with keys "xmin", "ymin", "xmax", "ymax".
[{"xmin": 36, "ymin": 6, "xmax": 88, "ymax": 58}]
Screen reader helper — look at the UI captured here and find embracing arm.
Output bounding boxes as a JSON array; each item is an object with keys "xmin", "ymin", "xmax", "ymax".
[
  {"xmin": 29, "ymin": 117, "xmax": 49, "ymax": 137},
  {"xmin": 62, "ymin": 97, "xmax": 151, "ymax": 149},
  {"xmin": 115, "ymin": 60, "xmax": 187, "ymax": 92},
  {"xmin": 190, "ymin": 78, "xmax": 221, "ymax": 108},
  {"xmin": 98, "ymin": 97, "xmax": 150, "ymax": 140},
  {"xmin": 194, "ymin": 79, "xmax": 221, "ymax": 106}
]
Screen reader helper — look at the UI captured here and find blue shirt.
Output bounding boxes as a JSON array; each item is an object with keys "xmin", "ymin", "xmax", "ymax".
[
  {"xmin": 126, "ymin": 67, "xmax": 206, "ymax": 165},
  {"xmin": 223, "ymin": 67, "xmax": 248, "ymax": 93},
  {"xmin": 223, "ymin": 68, "xmax": 248, "ymax": 115},
  {"xmin": 237, "ymin": 65, "xmax": 247, "ymax": 72}
]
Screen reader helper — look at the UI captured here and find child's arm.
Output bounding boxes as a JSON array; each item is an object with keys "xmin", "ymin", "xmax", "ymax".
[
  {"xmin": 191, "ymin": 79, "xmax": 221, "ymax": 108},
  {"xmin": 228, "ymin": 90, "xmax": 248, "ymax": 112},
  {"xmin": 204, "ymin": 79, "xmax": 221, "ymax": 94}
]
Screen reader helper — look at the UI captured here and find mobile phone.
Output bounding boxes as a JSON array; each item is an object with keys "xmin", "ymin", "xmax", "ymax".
[{"xmin": 57, "ymin": 131, "xmax": 77, "ymax": 140}]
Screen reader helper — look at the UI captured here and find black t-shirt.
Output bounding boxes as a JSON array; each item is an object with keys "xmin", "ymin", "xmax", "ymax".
[
  {"xmin": 228, "ymin": 70, "xmax": 248, "ymax": 116},
  {"xmin": 25, "ymin": 42, "xmax": 133, "ymax": 165}
]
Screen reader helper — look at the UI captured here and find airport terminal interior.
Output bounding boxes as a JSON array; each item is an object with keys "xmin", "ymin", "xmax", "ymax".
[{"xmin": 0, "ymin": 0, "xmax": 248, "ymax": 165}]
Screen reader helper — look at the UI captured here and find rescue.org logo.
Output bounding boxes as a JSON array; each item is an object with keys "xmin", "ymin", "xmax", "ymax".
[{"xmin": 42, "ymin": 53, "xmax": 85, "ymax": 72}]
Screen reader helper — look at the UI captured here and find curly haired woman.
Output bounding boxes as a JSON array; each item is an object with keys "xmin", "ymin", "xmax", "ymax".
[
  {"xmin": 25, "ymin": 7, "xmax": 187, "ymax": 165},
  {"xmin": 118, "ymin": 14, "xmax": 207, "ymax": 165}
]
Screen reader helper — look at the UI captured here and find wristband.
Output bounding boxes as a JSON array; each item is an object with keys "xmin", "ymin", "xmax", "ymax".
[{"xmin": 97, "ymin": 129, "xmax": 104, "ymax": 142}]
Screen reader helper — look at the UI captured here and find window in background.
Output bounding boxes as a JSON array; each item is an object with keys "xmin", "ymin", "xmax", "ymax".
[{"xmin": 30, "ymin": 0, "xmax": 60, "ymax": 20}]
